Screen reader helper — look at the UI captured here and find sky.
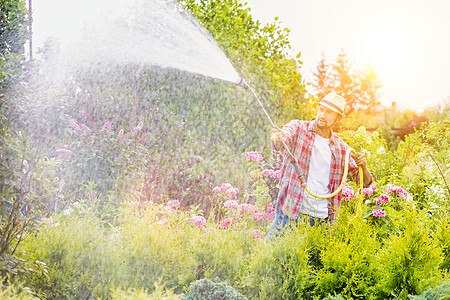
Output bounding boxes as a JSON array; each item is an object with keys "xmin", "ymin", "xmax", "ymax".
[
  {"xmin": 244, "ymin": 0, "xmax": 450, "ymax": 112},
  {"xmin": 29, "ymin": 0, "xmax": 450, "ymax": 112}
]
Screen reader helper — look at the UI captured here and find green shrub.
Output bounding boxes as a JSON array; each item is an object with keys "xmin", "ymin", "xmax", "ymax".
[{"xmin": 183, "ymin": 278, "xmax": 246, "ymax": 300}]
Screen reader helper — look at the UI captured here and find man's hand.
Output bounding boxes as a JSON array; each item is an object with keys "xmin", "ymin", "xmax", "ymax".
[
  {"xmin": 352, "ymin": 152, "xmax": 373, "ymax": 187},
  {"xmin": 351, "ymin": 152, "xmax": 368, "ymax": 169},
  {"xmin": 271, "ymin": 126, "xmax": 286, "ymax": 150}
]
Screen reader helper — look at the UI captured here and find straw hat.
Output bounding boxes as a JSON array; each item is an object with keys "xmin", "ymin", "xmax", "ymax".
[{"xmin": 319, "ymin": 92, "xmax": 346, "ymax": 116}]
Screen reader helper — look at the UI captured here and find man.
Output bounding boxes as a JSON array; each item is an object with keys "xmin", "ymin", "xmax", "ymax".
[{"xmin": 266, "ymin": 92, "xmax": 372, "ymax": 240}]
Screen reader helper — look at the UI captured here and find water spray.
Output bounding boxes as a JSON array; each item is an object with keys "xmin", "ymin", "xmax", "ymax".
[{"xmin": 235, "ymin": 76, "xmax": 364, "ymax": 207}]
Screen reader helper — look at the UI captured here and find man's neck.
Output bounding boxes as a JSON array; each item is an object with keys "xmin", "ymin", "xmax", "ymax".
[{"xmin": 315, "ymin": 125, "xmax": 332, "ymax": 139}]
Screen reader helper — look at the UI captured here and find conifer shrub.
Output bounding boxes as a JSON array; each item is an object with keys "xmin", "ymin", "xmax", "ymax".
[
  {"xmin": 375, "ymin": 210, "xmax": 444, "ymax": 299},
  {"xmin": 313, "ymin": 208, "xmax": 379, "ymax": 299},
  {"xmin": 240, "ymin": 225, "xmax": 312, "ymax": 299},
  {"xmin": 408, "ymin": 281, "xmax": 450, "ymax": 300}
]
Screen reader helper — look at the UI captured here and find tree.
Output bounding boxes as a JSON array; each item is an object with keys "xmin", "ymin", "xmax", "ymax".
[{"xmin": 312, "ymin": 50, "xmax": 382, "ymax": 114}]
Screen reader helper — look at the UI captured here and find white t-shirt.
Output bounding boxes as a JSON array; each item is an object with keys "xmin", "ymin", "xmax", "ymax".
[{"xmin": 299, "ymin": 133, "xmax": 332, "ymax": 218}]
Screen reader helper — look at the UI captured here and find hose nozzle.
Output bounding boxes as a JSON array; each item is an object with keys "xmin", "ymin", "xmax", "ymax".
[{"xmin": 235, "ymin": 76, "xmax": 249, "ymax": 89}]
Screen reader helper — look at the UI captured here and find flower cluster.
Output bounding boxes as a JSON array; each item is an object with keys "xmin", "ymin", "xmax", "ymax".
[
  {"xmin": 342, "ymin": 183, "xmax": 354, "ymax": 201},
  {"xmin": 224, "ymin": 200, "xmax": 238, "ymax": 210},
  {"xmin": 385, "ymin": 184, "xmax": 408, "ymax": 197},
  {"xmin": 252, "ymin": 169, "xmax": 282, "ymax": 179},
  {"xmin": 245, "ymin": 151, "xmax": 264, "ymax": 162},
  {"xmin": 372, "ymin": 209, "xmax": 387, "ymax": 217},
  {"xmin": 55, "ymin": 149, "xmax": 76, "ymax": 159},
  {"xmin": 375, "ymin": 194, "xmax": 390, "ymax": 206},
  {"xmin": 167, "ymin": 200, "xmax": 180, "ymax": 210},
  {"xmin": 213, "ymin": 183, "xmax": 239, "ymax": 199},
  {"xmin": 190, "ymin": 216, "xmax": 206, "ymax": 228},
  {"xmin": 362, "ymin": 185, "xmax": 377, "ymax": 197},
  {"xmin": 219, "ymin": 201, "xmax": 276, "ymax": 229}
]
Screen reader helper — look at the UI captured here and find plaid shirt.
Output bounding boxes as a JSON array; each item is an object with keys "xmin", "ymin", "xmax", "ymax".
[{"xmin": 274, "ymin": 120, "xmax": 359, "ymax": 222}]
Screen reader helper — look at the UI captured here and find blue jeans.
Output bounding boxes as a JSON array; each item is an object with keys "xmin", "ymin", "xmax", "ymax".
[{"xmin": 265, "ymin": 207, "xmax": 328, "ymax": 242}]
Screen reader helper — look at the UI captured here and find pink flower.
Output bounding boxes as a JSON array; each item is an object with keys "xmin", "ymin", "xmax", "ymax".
[
  {"xmin": 134, "ymin": 122, "xmax": 143, "ymax": 132},
  {"xmin": 42, "ymin": 217, "xmax": 53, "ymax": 225},
  {"xmin": 213, "ymin": 186, "xmax": 222, "ymax": 193},
  {"xmin": 245, "ymin": 151, "xmax": 264, "ymax": 162},
  {"xmin": 266, "ymin": 211, "xmax": 276, "ymax": 221},
  {"xmin": 362, "ymin": 186, "xmax": 375, "ymax": 196},
  {"xmin": 238, "ymin": 203, "xmax": 258, "ymax": 213},
  {"xmin": 385, "ymin": 184, "xmax": 408, "ymax": 197},
  {"xmin": 262, "ymin": 169, "xmax": 274, "ymax": 177},
  {"xmin": 342, "ymin": 183, "xmax": 354, "ymax": 201},
  {"xmin": 55, "ymin": 149, "xmax": 76, "ymax": 158},
  {"xmin": 117, "ymin": 129, "xmax": 124, "ymax": 138},
  {"xmin": 375, "ymin": 199, "xmax": 383, "ymax": 206},
  {"xmin": 224, "ymin": 200, "xmax": 238, "ymax": 210},
  {"xmin": 77, "ymin": 122, "xmax": 90, "ymax": 132},
  {"xmin": 221, "ymin": 183, "xmax": 233, "ymax": 191},
  {"xmin": 219, "ymin": 218, "xmax": 231, "ymax": 229},
  {"xmin": 70, "ymin": 121, "xmax": 81, "ymax": 132},
  {"xmin": 273, "ymin": 170, "xmax": 282, "ymax": 178},
  {"xmin": 190, "ymin": 216, "xmax": 206, "ymax": 228},
  {"xmin": 372, "ymin": 209, "xmax": 386, "ymax": 217},
  {"xmin": 252, "ymin": 212, "xmax": 266, "ymax": 222},
  {"xmin": 247, "ymin": 229, "xmax": 264, "ymax": 240},
  {"xmin": 103, "ymin": 120, "xmax": 112, "ymax": 131},
  {"xmin": 163, "ymin": 206, "xmax": 176, "ymax": 215},
  {"xmin": 226, "ymin": 187, "xmax": 239, "ymax": 199},
  {"xmin": 265, "ymin": 203, "xmax": 275, "ymax": 214},
  {"xmin": 167, "ymin": 200, "xmax": 180, "ymax": 210},
  {"xmin": 143, "ymin": 201, "xmax": 154, "ymax": 206},
  {"xmin": 130, "ymin": 201, "xmax": 139, "ymax": 207},
  {"xmin": 380, "ymin": 194, "xmax": 389, "ymax": 203},
  {"xmin": 397, "ymin": 187, "xmax": 408, "ymax": 198}
]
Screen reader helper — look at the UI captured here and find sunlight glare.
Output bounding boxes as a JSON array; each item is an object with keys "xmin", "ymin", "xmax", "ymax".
[{"xmin": 365, "ymin": 24, "xmax": 413, "ymax": 76}]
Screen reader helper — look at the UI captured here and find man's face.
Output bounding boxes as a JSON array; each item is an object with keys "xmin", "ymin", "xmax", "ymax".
[{"xmin": 316, "ymin": 105, "xmax": 341, "ymax": 130}]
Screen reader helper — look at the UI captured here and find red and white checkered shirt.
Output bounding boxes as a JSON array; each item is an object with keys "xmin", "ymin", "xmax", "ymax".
[{"xmin": 274, "ymin": 120, "xmax": 360, "ymax": 222}]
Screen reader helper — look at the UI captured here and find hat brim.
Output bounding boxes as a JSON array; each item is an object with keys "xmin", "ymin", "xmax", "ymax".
[{"xmin": 319, "ymin": 102, "xmax": 346, "ymax": 117}]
